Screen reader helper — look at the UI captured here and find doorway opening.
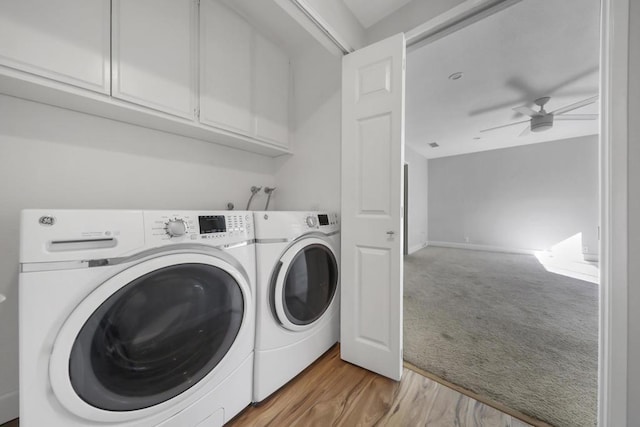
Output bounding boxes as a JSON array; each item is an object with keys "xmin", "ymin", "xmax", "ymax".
[{"xmin": 403, "ymin": 1, "xmax": 601, "ymax": 426}]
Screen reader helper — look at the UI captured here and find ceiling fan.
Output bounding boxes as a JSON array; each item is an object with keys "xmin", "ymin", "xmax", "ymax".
[{"xmin": 480, "ymin": 95, "xmax": 599, "ymax": 136}]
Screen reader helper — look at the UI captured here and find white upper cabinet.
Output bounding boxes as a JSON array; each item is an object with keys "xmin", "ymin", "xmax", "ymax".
[
  {"xmin": 200, "ymin": 0, "xmax": 290, "ymax": 148},
  {"xmin": 254, "ymin": 33, "xmax": 290, "ymax": 147},
  {"xmin": 112, "ymin": 0, "xmax": 197, "ymax": 119},
  {"xmin": 0, "ymin": 0, "xmax": 110, "ymax": 93},
  {"xmin": 200, "ymin": 0, "xmax": 252, "ymax": 134},
  {"xmin": 0, "ymin": 0, "xmax": 293, "ymax": 155}
]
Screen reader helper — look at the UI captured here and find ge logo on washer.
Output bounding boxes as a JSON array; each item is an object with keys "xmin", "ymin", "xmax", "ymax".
[{"xmin": 38, "ymin": 216, "xmax": 55, "ymax": 226}]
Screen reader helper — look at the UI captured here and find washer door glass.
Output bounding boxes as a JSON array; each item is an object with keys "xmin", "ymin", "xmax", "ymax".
[
  {"xmin": 280, "ymin": 244, "xmax": 338, "ymax": 326},
  {"xmin": 68, "ymin": 263, "xmax": 244, "ymax": 411}
]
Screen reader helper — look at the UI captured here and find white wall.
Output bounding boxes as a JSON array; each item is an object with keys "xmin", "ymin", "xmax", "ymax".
[
  {"xmin": 274, "ymin": 43, "xmax": 342, "ymax": 212},
  {"xmin": 405, "ymin": 146, "xmax": 428, "ymax": 253},
  {"xmin": 0, "ymin": 95, "xmax": 276, "ymax": 423},
  {"xmin": 427, "ymin": 136, "xmax": 599, "ymax": 256},
  {"xmin": 627, "ymin": 0, "xmax": 640, "ymax": 421}
]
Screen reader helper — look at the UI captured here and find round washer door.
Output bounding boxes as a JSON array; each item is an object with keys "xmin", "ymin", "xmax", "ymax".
[
  {"xmin": 272, "ymin": 237, "xmax": 339, "ymax": 332},
  {"xmin": 49, "ymin": 252, "xmax": 251, "ymax": 423}
]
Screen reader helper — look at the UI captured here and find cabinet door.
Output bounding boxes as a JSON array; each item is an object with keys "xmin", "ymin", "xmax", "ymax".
[
  {"xmin": 112, "ymin": 0, "xmax": 197, "ymax": 119},
  {"xmin": 254, "ymin": 34, "xmax": 290, "ymax": 147},
  {"xmin": 0, "ymin": 0, "xmax": 110, "ymax": 93},
  {"xmin": 200, "ymin": 0, "xmax": 252, "ymax": 134}
]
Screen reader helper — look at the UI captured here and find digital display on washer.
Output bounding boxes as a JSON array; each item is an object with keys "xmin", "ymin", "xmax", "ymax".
[
  {"xmin": 318, "ymin": 214, "xmax": 329, "ymax": 226},
  {"xmin": 198, "ymin": 215, "xmax": 226, "ymax": 234}
]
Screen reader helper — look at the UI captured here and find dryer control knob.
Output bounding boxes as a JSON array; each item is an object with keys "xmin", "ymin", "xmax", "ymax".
[
  {"xmin": 305, "ymin": 215, "xmax": 318, "ymax": 228},
  {"xmin": 166, "ymin": 219, "xmax": 187, "ymax": 237}
]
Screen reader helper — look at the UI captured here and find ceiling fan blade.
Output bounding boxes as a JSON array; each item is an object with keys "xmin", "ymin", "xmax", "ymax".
[
  {"xmin": 551, "ymin": 95, "xmax": 599, "ymax": 115},
  {"xmin": 519, "ymin": 126, "xmax": 531, "ymax": 137},
  {"xmin": 555, "ymin": 114, "xmax": 598, "ymax": 120},
  {"xmin": 480, "ymin": 119, "xmax": 530, "ymax": 133},
  {"xmin": 513, "ymin": 105, "xmax": 540, "ymax": 117}
]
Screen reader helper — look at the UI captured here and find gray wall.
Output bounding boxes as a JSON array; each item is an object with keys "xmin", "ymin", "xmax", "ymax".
[
  {"xmin": 0, "ymin": 94, "xmax": 276, "ymax": 422},
  {"xmin": 627, "ymin": 0, "xmax": 640, "ymax": 421},
  {"xmin": 405, "ymin": 146, "xmax": 429, "ymax": 252},
  {"xmin": 428, "ymin": 136, "xmax": 599, "ymax": 256}
]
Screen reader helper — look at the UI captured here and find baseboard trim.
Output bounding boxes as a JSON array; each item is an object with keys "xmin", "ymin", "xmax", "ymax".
[
  {"xmin": 0, "ymin": 390, "xmax": 18, "ymax": 425},
  {"xmin": 427, "ymin": 241, "xmax": 537, "ymax": 256},
  {"xmin": 408, "ymin": 243, "xmax": 427, "ymax": 254},
  {"xmin": 428, "ymin": 241, "xmax": 601, "ymax": 263}
]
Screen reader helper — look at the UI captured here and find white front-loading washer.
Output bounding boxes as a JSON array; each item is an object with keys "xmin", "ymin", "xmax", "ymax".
[
  {"xmin": 252, "ymin": 211, "xmax": 340, "ymax": 402},
  {"xmin": 19, "ymin": 209, "xmax": 255, "ymax": 427}
]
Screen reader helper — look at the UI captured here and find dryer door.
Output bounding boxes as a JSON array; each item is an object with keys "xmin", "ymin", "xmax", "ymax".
[
  {"xmin": 271, "ymin": 237, "xmax": 339, "ymax": 332},
  {"xmin": 49, "ymin": 251, "xmax": 251, "ymax": 423}
]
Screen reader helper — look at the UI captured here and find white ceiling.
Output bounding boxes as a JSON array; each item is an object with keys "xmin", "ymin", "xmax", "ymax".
[
  {"xmin": 406, "ymin": 0, "xmax": 601, "ymax": 159},
  {"xmin": 342, "ymin": 0, "xmax": 414, "ymax": 28}
]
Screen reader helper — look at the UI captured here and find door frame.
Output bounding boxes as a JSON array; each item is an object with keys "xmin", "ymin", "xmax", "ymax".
[
  {"xmin": 409, "ymin": 2, "xmax": 629, "ymax": 424},
  {"xmin": 406, "ymin": 2, "xmax": 630, "ymax": 424},
  {"xmin": 282, "ymin": 0, "xmax": 630, "ymax": 424},
  {"xmin": 597, "ymin": 1, "xmax": 629, "ymax": 426}
]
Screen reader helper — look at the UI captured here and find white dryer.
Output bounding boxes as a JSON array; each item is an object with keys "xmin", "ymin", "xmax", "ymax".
[
  {"xmin": 19, "ymin": 209, "xmax": 255, "ymax": 427},
  {"xmin": 252, "ymin": 211, "xmax": 340, "ymax": 402}
]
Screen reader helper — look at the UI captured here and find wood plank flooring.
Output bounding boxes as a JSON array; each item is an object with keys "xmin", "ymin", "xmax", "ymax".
[
  {"xmin": 1, "ymin": 345, "xmax": 534, "ymax": 427},
  {"xmin": 229, "ymin": 345, "xmax": 532, "ymax": 426}
]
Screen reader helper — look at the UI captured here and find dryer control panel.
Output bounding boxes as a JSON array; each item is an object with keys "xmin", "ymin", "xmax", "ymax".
[
  {"xmin": 303, "ymin": 212, "xmax": 339, "ymax": 230},
  {"xmin": 144, "ymin": 211, "xmax": 254, "ymax": 245},
  {"xmin": 253, "ymin": 211, "xmax": 339, "ymax": 240}
]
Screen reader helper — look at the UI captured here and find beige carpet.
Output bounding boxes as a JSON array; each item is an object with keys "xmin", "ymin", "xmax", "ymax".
[{"xmin": 403, "ymin": 247, "xmax": 598, "ymax": 427}]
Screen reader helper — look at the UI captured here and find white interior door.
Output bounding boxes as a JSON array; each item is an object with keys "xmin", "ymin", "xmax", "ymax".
[{"xmin": 340, "ymin": 33, "xmax": 406, "ymax": 381}]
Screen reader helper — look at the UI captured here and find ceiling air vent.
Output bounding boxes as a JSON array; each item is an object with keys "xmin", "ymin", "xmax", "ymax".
[{"xmin": 429, "ymin": 142, "xmax": 439, "ymax": 148}]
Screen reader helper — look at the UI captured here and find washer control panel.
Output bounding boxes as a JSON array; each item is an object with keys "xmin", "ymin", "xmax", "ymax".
[
  {"xmin": 145, "ymin": 211, "xmax": 253, "ymax": 244},
  {"xmin": 165, "ymin": 218, "xmax": 188, "ymax": 237}
]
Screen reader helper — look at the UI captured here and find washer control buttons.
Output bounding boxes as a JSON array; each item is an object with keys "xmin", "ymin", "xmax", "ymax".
[{"xmin": 165, "ymin": 218, "xmax": 187, "ymax": 237}]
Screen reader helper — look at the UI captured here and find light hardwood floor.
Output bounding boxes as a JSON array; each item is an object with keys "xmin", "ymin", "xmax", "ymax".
[
  {"xmin": 229, "ymin": 345, "xmax": 532, "ymax": 427},
  {"xmin": 1, "ymin": 345, "xmax": 534, "ymax": 427}
]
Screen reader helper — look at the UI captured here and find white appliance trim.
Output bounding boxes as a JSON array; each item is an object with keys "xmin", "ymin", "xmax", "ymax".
[
  {"xmin": 271, "ymin": 236, "xmax": 339, "ymax": 332},
  {"xmin": 48, "ymin": 251, "xmax": 253, "ymax": 422}
]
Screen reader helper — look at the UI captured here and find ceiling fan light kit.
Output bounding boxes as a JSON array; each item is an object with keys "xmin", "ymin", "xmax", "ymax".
[{"xmin": 531, "ymin": 114, "xmax": 554, "ymax": 132}]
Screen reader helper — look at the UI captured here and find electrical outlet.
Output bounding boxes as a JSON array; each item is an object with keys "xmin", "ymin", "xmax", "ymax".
[
  {"xmin": 464, "ymin": 236, "xmax": 470, "ymax": 243},
  {"xmin": 582, "ymin": 246, "xmax": 589, "ymax": 254}
]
